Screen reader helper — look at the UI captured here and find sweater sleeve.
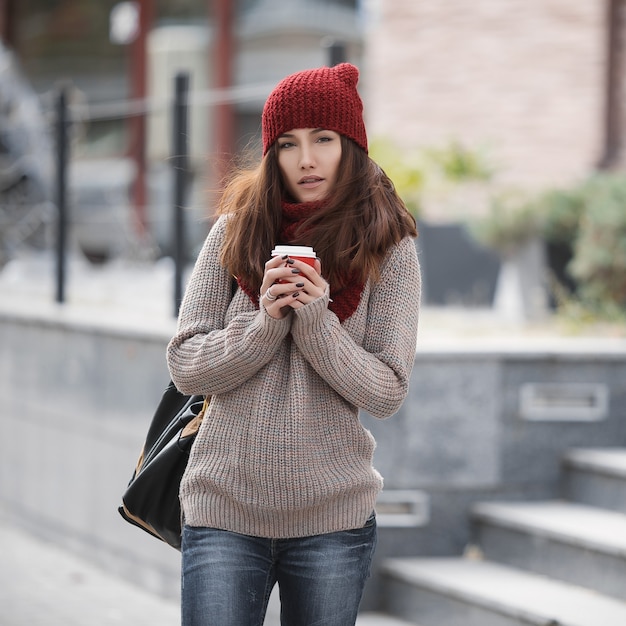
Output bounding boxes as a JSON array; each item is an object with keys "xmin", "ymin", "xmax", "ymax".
[
  {"xmin": 166, "ymin": 216, "xmax": 292, "ymax": 396},
  {"xmin": 290, "ymin": 236, "xmax": 421, "ymax": 419}
]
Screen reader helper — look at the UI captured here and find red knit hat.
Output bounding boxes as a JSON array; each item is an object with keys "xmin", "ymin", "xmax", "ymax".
[{"xmin": 262, "ymin": 63, "xmax": 368, "ymax": 155}]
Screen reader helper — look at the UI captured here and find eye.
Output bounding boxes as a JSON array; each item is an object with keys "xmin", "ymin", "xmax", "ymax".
[
  {"xmin": 316, "ymin": 135, "xmax": 333, "ymax": 143},
  {"xmin": 278, "ymin": 141, "xmax": 295, "ymax": 149}
]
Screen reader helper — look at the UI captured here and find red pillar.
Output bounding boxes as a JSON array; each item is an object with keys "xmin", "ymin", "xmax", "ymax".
[
  {"xmin": 0, "ymin": 0, "xmax": 17, "ymax": 48},
  {"xmin": 128, "ymin": 0, "xmax": 154, "ymax": 236},
  {"xmin": 212, "ymin": 0, "xmax": 235, "ymax": 185}
]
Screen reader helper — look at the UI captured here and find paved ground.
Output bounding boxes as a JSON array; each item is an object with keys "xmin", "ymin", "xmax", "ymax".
[
  {"xmin": 0, "ymin": 512, "xmax": 289, "ymax": 626},
  {"xmin": 0, "ymin": 515, "xmax": 181, "ymax": 626},
  {"xmin": 0, "ymin": 513, "xmax": 407, "ymax": 626}
]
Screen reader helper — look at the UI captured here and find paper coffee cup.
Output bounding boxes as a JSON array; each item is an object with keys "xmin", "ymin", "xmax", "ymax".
[
  {"xmin": 271, "ymin": 245, "xmax": 316, "ymax": 267},
  {"xmin": 271, "ymin": 246, "xmax": 316, "ymax": 283}
]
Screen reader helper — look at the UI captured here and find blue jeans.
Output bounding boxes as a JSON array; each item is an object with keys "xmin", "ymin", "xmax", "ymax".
[{"xmin": 181, "ymin": 513, "xmax": 377, "ymax": 626}]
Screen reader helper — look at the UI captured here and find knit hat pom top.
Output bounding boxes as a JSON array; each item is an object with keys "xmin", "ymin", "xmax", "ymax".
[{"xmin": 262, "ymin": 63, "xmax": 368, "ymax": 155}]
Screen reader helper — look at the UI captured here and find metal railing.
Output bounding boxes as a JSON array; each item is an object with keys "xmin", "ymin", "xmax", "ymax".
[{"xmin": 49, "ymin": 75, "xmax": 278, "ymax": 314}]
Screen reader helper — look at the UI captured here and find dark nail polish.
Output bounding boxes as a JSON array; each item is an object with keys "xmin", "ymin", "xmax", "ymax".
[
  {"xmin": 282, "ymin": 254, "xmax": 289, "ymax": 260},
  {"xmin": 292, "ymin": 292, "xmax": 300, "ymax": 298},
  {"xmin": 291, "ymin": 268, "xmax": 301, "ymax": 274},
  {"xmin": 286, "ymin": 258, "xmax": 295, "ymax": 264},
  {"xmin": 296, "ymin": 282, "xmax": 304, "ymax": 288}
]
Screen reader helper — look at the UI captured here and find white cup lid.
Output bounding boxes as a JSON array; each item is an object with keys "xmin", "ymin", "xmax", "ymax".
[{"xmin": 271, "ymin": 245, "xmax": 316, "ymax": 257}]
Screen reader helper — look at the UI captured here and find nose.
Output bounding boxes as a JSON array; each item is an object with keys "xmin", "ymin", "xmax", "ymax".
[{"xmin": 298, "ymin": 144, "xmax": 315, "ymax": 169}]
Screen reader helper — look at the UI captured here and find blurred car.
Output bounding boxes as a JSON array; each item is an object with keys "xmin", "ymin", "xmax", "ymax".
[{"xmin": 0, "ymin": 42, "xmax": 53, "ymax": 266}]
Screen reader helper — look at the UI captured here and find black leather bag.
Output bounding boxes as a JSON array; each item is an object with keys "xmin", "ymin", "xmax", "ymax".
[{"xmin": 118, "ymin": 380, "xmax": 207, "ymax": 550}]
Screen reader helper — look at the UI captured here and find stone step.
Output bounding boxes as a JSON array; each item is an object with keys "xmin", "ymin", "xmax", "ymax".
[
  {"xmin": 380, "ymin": 557, "xmax": 626, "ymax": 626},
  {"xmin": 563, "ymin": 447, "xmax": 626, "ymax": 513},
  {"xmin": 471, "ymin": 500, "xmax": 626, "ymax": 600}
]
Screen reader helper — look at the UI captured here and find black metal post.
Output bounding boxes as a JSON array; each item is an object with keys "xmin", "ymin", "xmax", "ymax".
[
  {"xmin": 172, "ymin": 72, "xmax": 190, "ymax": 317},
  {"xmin": 327, "ymin": 40, "xmax": 346, "ymax": 67},
  {"xmin": 598, "ymin": 0, "xmax": 623, "ymax": 169},
  {"xmin": 55, "ymin": 86, "xmax": 69, "ymax": 304}
]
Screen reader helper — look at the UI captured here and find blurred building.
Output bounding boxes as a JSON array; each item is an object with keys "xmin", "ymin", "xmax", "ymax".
[
  {"xmin": 1, "ymin": 0, "xmax": 361, "ymax": 161},
  {"xmin": 364, "ymin": 0, "xmax": 624, "ymax": 192},
  {"xmin": 359, "ymin": 0, "xmax": 626, "ymax": 307},
  {"xmin": 2, "ymin": 1, "xmax": 624, "ymax": 200},
  {"xmin": 2, "ymin": 0, "xmax": 624, "ymax": 308},
  {"xmin": 0, "ymin": 0, "xmax": 363, "ymax": 256},
  {"xmin": 4, "ymin": 1, "xmax": 621, "ymax": 213}
]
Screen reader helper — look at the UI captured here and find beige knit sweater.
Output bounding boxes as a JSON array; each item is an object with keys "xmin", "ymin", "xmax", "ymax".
[{"xmin": 167, "ymin": 216, "xmax": 421, "ymax": 538}]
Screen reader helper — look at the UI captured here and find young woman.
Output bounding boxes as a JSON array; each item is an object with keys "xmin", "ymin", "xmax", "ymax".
[{"xmin": 167, "ymin": 63, "xmax": 421, "ymax": 626}]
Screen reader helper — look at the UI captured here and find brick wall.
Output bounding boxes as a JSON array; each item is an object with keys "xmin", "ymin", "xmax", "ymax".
[{"xmin": 364, "ymin": 0, "xmax": 607, "ymax": 194}]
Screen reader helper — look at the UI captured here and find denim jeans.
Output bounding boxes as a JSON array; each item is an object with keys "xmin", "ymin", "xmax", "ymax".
[{"xmin": 181, "ymin": 513, "xmax": 377, "ymax": 626}]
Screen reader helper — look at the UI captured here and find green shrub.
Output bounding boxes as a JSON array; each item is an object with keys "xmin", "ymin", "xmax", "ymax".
[
  {"xmin": 369, "ymin": 138, "xmax": 495, "ymax": 219},
  {"xmin": 468, "ymin": 189, "xmax": 542, "ymax": 256},
  {"xmin": 535, "ymin": 186, "xmax": 586, "ymax": 244},
  {"xmin": 465, "ymin": 172, "xmax": 626, "ymax": 323},
  {"xmin": 369, "ymin": 138, "xmax": 425, "ymax": 217},
  {"xmin": 568, "ymin": 174, "xmax": 626, "ymax": 310},
  {"xmin": 424, "ymin": 140, "xmax": 494, "ymax": 183}
]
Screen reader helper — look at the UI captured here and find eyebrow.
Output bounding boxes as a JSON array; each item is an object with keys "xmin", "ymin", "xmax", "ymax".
[{"xmin": 278, "ymin": 128, "xmax": 327, "ymax": 139}]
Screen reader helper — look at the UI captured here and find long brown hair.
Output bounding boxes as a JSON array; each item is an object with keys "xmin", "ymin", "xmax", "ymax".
[{"xmin": 218, "ymin": 137, "xmax": 418, "ymax": 292}]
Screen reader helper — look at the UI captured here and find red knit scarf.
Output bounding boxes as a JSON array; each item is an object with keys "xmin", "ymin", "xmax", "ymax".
[{"xmin": 237, "ymin": 200, "xmax": 365, "ymax": 322}]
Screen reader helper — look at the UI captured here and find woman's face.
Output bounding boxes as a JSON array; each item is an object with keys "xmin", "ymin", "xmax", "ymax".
[{"xmin": 276, "ymin": 128, "xmax": 342, "ymax": 203}]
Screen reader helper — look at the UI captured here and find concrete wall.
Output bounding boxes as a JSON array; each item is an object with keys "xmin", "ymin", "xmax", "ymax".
[
  {"xmin": 1, "ymin": 304, "xmax": 625, "ymax": 610},
  {"xmin": 0, "ymin": 306, "xmax": 180, "ymax": 598},
  {"xmin": 359, "ymin": 339, "xmax": 626, "ymax": 608}
]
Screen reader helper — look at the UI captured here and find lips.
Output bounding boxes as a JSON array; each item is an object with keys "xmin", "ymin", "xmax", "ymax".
[{"xmin": 298, "ymin": 176, "xmax": 323, "ymax": 185}]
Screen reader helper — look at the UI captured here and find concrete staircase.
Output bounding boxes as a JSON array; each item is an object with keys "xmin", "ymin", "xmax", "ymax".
[{"xmin": 377, "ymin": 447, "xmax": 626, "ymax": 625}]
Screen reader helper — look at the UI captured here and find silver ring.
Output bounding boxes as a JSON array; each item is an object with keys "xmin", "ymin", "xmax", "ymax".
[{"xmin": 264, "ymin": 287, "xmax": 277, "ymax": 301}]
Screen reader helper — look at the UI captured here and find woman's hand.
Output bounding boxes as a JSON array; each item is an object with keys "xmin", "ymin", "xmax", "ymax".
[{"xmin": 260, "ymin": 255, "xmax": 327, "ymax": 318}]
